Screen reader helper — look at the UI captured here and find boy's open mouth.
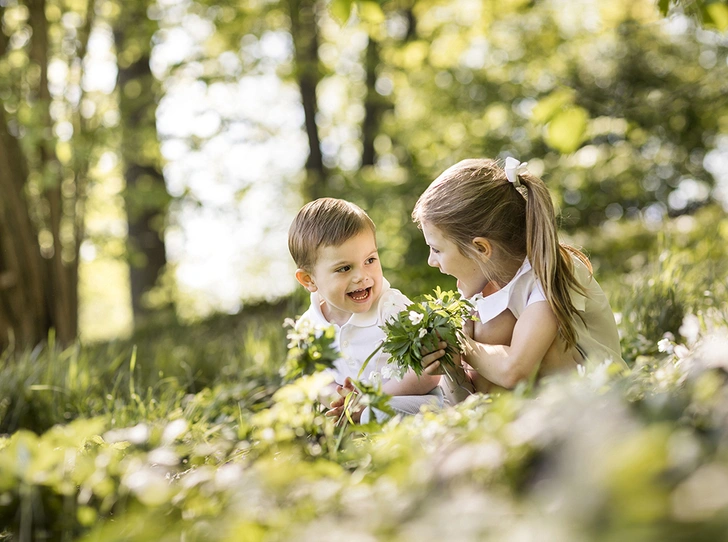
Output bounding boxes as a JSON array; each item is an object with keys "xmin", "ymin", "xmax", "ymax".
[{"xmin": 347, "ymin": 287, "xmax": 371, "ymax": 302}]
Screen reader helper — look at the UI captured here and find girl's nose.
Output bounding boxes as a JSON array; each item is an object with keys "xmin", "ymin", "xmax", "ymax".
[{"xmin": 427, "ymin": 253, "xmax": 438, "ymax": 268}]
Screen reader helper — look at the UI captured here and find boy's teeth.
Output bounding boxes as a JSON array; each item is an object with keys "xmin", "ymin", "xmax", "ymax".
[{"xmin": 349, "ymin": 288, "xmax": 369, "ymax": 300}]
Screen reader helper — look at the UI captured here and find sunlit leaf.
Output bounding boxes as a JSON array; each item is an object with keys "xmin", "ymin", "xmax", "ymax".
[
  {"xmin": 703, "ymin": 2, "xmax": 728, "ymax": 30},
  {"xmin": 358, "ymin": 1, "xmax": 385, "ymax": 24},
  {"xmin": 531, "ymin": 88, "xmax": 576, "ymax": 124},
  {"xmin": 544, "ymin": 106, "xmax": 589, "ymax": 154},
  {"xmin": 330, "ymin": 0, "xmax": 354, "ymax": 24}
]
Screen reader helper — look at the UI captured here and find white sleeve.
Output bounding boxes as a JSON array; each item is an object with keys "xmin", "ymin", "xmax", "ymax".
[{"xmin": 526, "ymin": 280, "xmax": 547, "ymax": 306}]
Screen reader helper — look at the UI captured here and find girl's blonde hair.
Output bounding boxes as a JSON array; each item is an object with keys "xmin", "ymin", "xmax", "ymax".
[{"xmin": 412, "ymin": 158, "xmax": 591, "ymax": 351}]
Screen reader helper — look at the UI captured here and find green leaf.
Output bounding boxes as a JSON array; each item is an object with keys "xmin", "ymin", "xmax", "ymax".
[
  {"xmin": 531, "ymin": 88, "xmax": 576, "ymax": 124},
  {"xmin": 704, "ymin": 3, "xmax": 728, "ymax": 31},
  {"xmin": 330, "ymin": 0, "xmax": 354, "ymax": 25},
  {"xmin": 658, "ymin": 0, "xmax": 671, "ymax": 16},
  {"xmin": 358, "ymin": 1, "xmax": 385, "ymax": 24},
  {"xmin": 545, "ymin": 106, "xmax": 589, "ymax": 154}
]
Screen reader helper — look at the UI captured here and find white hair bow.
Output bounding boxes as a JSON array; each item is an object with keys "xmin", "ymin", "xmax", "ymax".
[{"xmin": 504, "ymin": 157, "xmax": 528, "ymax": 188}]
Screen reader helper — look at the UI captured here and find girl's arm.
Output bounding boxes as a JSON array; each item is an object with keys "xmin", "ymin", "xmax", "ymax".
[
  {"xmin": 423, "ymin": 302, "xmax": 563, "ymax": 389},
  {"xmin": 382, "ymin": 369, "xmax": 440, "ymax": 396}
]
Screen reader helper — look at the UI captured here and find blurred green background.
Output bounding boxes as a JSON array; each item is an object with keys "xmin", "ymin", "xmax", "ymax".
[
  {"xmin": 2, "ymin": 1, "xmax": 728, "ymax": 539},
  {"xmin": 1, "ymin": 0, "xmax": 727, "ymax": 349}
]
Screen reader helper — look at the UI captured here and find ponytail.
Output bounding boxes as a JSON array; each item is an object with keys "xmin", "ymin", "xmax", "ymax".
[{"xmin": 519, "ymin": 173, "xmax": 590, "ymax": 351}]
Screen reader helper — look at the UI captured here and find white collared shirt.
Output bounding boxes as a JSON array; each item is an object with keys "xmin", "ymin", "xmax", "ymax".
[
  {"xmin": 468, "ymin": 257, "xmax": 626, "ymax": 369},
  {"xmin": 298, "ymin": 278, "xmax": 411, "ymax": 384}
]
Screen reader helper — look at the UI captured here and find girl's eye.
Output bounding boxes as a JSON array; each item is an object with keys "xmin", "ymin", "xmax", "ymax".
[{"xmin": 430, "ymin": 247, "xmax": 440, "ymax": 254}]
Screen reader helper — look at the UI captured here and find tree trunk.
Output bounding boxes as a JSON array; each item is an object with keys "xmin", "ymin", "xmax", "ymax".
[
  {"xmin": 113, "ymin": 7, "xmax": 170, "ymax": 325},
  {"xmin": 361, "ymin": 36, "xmax": 384, "ymax": 168},
  {"xmin": 287, "ymin": 0, "xmax": 327, "ymax": 200},
  {"xmin": 27, "ymin": 0, "xmax": 78, "ymax": 345},
  {"xmin": 0, "ymin": 0, "xmax": 96, "ymax": 352},
  {"xmin": 0, "ymin": 108, "xmax": 48, "ymax": 350}
]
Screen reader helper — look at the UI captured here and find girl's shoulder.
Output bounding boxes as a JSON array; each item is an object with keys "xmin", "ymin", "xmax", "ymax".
[{"xmin": 564, "ymin": 247, "xmax": 594, "ymax": 281}]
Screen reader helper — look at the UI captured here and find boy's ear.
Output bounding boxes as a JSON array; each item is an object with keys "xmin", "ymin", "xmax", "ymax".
[
  {"xmin": 472, "ymin": 237, "xmax": 492, "ymax": 259},
  {"xmin": 295, "ymin": 268, "xmax": 317, "ymax": 292}
]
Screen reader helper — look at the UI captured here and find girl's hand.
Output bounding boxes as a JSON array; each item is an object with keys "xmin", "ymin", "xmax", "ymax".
[
  {"xmin": 422, "ymin": 340, "xmax": 450, "ymax": 376},
  {"xmin": 463, "ymin": 317, "xmax": 475, "ymax": 338}
]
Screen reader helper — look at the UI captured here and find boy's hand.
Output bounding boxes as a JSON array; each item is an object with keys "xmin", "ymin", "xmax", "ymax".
[{"xmin": 325, "ymin": 378, "xmax": 363, "ymax": 422}]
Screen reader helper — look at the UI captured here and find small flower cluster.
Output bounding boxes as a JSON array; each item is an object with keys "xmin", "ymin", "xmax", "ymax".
[
  {"xmin": 365, "ymin": 287, "xmax": 478, "ymax": 380},
  {"xmin": 281, "ymin": 317, "xmax": 338, "ymax": 381}
]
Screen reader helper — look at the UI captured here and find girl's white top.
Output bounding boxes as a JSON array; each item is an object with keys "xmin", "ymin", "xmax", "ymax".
[{"xmin": 468, "ymin": 257, "xmax": 627, "ymax": 368}]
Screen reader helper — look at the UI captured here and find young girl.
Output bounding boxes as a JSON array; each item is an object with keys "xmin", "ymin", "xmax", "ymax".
[{"xmin": 413, "ymin": 157, "xmax": 627, "ymax": 403}]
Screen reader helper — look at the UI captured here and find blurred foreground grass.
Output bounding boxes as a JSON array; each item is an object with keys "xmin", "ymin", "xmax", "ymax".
[{"xmin": 1, "ymin": 207, "xmax": 728, "ymax": 541}]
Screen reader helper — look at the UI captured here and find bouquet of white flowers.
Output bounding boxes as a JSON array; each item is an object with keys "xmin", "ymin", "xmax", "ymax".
[
  {"xmin": 281, "ymin": 317, "xmax": 338, "ymax": 381},
  {"xmin": 362, "ymin": 287, "xmax": 477, "ymax": 381}
]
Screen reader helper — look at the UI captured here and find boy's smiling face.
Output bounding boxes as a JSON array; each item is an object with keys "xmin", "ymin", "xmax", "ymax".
[{"xmin": 296, "ymin": 229, "xmax": 383, "ymax": 326}]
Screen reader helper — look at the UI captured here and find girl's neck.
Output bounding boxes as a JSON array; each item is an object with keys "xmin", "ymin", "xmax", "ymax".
[{"xmin": 485, "ymin": 256, "xmax": 524, "ymax": 293}]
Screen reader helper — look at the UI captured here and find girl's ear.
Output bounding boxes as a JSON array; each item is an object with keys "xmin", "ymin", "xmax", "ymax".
[
  {"xmin": 295, "ymin": 269, "xmax": 318, "ymax": 292},
  {"xmin": 472, "ymin": 237, "xmax": 492, "ymax": 259}
]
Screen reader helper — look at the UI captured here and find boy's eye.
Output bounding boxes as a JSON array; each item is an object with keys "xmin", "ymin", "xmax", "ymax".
[
  {"xmin": 336, "ymin": 265, "xmax": 351, "ymax": 273},
  {"xmin": 365, "ymin": 257, "xmax": 377, "ymax": 264}
]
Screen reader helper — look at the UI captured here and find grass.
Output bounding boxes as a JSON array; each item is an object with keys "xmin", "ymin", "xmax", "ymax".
[{"xmin": 1, "ymin": 209, "xmax": 728, "ymax": 540}]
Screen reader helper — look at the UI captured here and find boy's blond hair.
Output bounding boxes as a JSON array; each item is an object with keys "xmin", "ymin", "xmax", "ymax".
[{"xmin": 288, "ymin": 198, "xmax": 377, "ymax": 270}]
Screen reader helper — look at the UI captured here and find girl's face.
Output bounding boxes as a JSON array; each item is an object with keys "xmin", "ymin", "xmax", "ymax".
[
  {"xmin": 420, "ymin": 222, "xmax": 488, "ymax": 298},
  {"xmin": 296, "ymin": 230, "xmax": 383, "ymax": 326}
]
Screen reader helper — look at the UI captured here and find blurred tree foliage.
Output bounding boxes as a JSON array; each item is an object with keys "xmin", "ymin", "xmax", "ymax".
[
  {"xmin": 155, "ymin": 0, "xmax": 727, "ymax": 305},
  {"xmin": 0, "ymin": 0, "xmax": 104, "ymax": 349},
  {"xmin": 0, "ymin": 0, "xmax": 173, "ymax": 351},
  {"xmin": 2, "ymin": 0, "xmax": 728, "ymax": 348}
]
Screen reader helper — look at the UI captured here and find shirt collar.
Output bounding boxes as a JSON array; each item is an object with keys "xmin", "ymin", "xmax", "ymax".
[
  {"xmin": 467, "ymin": 258, "xmax": 531, "ymax": 323},
  {"xmin": 310, "ymin": 277, "xmax": 391, "ymax": 328}
]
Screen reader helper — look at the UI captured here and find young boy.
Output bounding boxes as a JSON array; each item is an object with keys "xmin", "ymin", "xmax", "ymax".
[{"xmin": 288, "ymin": 197, "xmax": 442, "ymax": 422}]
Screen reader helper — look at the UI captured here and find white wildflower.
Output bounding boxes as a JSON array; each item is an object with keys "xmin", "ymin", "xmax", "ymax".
[
  {"xmin": 380, "ymin": 365, "xmax": 395, "ymax": 380},
  {"xmin": 283, "ymin": 317, "xmax": 296, "ymax": 329},
  {"xmin": 680, "ymin": 314, "xmax": 701, "ymax": 346},
  {"xmin": 369, "ymin": 371, "xmax": 382, "ymax": 388},
  {"xmin": 381, "ymin": 364, "xmax": 405, "ymax": 381},
  {"xmin": 577, "ymin": 364, "xmax": 586, "ymax": 377},
  {"xmin": 674, "ymin": 344, "xmax": 690, "ymax": 359},
  {"xmin": 408, "ymin": 311, "xmax": 424, "ymax": 325},
  {"xmin": 418, "ymin": 328, "xmax": 428, "ymax": 339},
  {"xmin": 161, "ymin": 419, "xmax": 188, "ymax": 445},
  {"xmin": 658, "ymin": 337, "xmax": 674, "ymax": 354}
]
